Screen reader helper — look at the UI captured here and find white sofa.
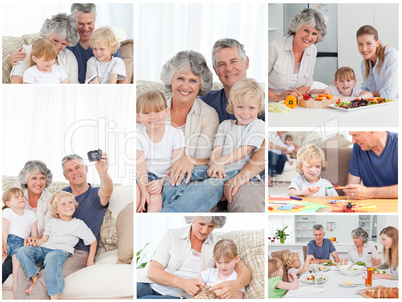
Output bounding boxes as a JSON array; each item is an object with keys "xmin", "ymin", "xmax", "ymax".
[{"xmin": 2, "ymin": 176, "xmax": 133, "ymax": 300}]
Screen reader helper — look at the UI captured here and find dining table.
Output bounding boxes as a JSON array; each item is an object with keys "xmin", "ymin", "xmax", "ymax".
[
  {"xmin": 268, "ymin": 196, "xmax": 398, "ymax": 213},
  {"xmin": 285, "ymin": 266, "xmax": 398, "ymax": 298}
]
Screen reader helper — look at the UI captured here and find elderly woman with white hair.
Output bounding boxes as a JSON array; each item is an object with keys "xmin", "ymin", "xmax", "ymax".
[
  {"xmin": 137, "ymin": 216, "xmax": 250, "ymax": 299},
  {"xmin": 268, "ymin": 8, "xmax": 327, "ymax": 101},
  {"xmin": 8, "ymin": 13, "xmax": 80, "ymax": 83},
  {"xmin": 348, "ymin": 227, "xmax": 381, "ymax": 265}
]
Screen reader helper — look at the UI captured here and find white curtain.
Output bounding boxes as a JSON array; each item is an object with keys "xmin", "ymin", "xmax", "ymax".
[
  {"xmin": 135, "ymin": 3, "xmax": 266, "ymax": 83},
  {"xmin": 2, "ymin": 85, "xmax": 135, "ymax": 185}
]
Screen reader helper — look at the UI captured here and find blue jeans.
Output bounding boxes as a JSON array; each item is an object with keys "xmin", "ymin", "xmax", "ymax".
[
  {"xmin": 137, "ymin": 282, "xmax": 181, "ymax": 299},
  {"xmin": 161, "ymin": 166, "xmax": 240, "ymax": 212},
  {"xmin": 17, "ymin": 246, "xmax": 71, "ymax": 296},
  {"xmin": 268, "ymin": 151, "xmax": 287, "ymax": 177},
  {"xmin": 7, "ymin": 234, "xmax": 24, "ymax": 257}
]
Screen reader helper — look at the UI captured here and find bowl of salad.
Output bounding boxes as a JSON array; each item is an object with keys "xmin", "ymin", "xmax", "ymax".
[{"xmin": 339, "ymin": 265, "xmax": 365, "ymax": 276}]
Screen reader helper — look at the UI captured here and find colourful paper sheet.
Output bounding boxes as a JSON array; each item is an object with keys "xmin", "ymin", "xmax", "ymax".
[{"xmin": 277, "ymin": 205, "xmax": 295, "ymax": 211}]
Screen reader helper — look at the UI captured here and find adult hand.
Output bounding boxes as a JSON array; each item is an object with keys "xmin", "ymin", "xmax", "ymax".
[
  {"xmin": 223, "ymin": 174, "xmax": 248, "ymax": 203},
  {"xmin": 95, "ymin": 151, "xmax": 109, "ymax": 174},
  {"xmin": 8, "ymin": 47, "xmax": 26, "ymax": 66},
  {"xmin": 275, "ymin": 89, "xmax": 301, "ymax": 102},
  {"xmin": 181, "ymin": 279, "xmax": 204, "ymax": 297},
  {"xmin": 207, "ymin": 164, "xmax": 226, "ymax": 179},
  {"xmin": 211, "ymin": 279, "xmax": 241, "ymax": 299},
  {"xmin": 167, "ymin": 155, "xmax": 194, "ymax": 186},
  {"xmin": 2, "ymin": 239, "xmax": 7, "ymax": 257},
  {"xmin": 343, "ymin": 184, "xmax": 371, "ymax": 200},
  {"xmin": 24, "ymin": 237, "xmax": 38, "ymax": 247}
]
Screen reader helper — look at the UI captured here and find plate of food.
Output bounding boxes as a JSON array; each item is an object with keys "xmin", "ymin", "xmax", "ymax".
[
  {"xmin": 338, "ymin": 280, "xmax": 365, "ymax": 287},
  {"xmin": 373, "ymin": 268, "xmax": 387, "ymax": 275},
  {"xmin": 324, "ymin": 260, "xmax": 336, "ymax": 267},
  {"xmin": 300, "ymin": 274, "xmax": 328, "ymax": 284},
  {"xmin": 309, "ymin": 265, "xmax": 330, "ymax": 272},
  {"xmin": 328, "ymin": 97, "xmax": 393, "ymax": 111}
]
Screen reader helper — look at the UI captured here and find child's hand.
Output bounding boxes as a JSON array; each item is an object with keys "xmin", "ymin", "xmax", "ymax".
[
  {"xmin": 24, "ymin": 237, "xmax": 38, "ymax": 247},
  {"xmin": 2, "ymin": 239, "xmax": 7, "ymax": 257},
  {"xmin": 306, "ymin": 255, "xmax": 314, "ymax": 262},
  {"xmin": 304, "ymin": 186, "xmax": 320, "ymax": 196},
  {"xmin": 137, "ymin": 192, "xmax": 150, "ymax": 213},
  {"xmin": 146, "ymin": 179, "xmax": 164, "ymax": 195},
  {"xmin": 289, "ymin": 273, "xmax": 297, "ymax": 283},
  {"xmin": 86, "ymin": 259, "xmax": 95, "ymax": 267},
  {"xmin": 322, "ymin": 88, "xmax": 330, "ymax": 95},
  {"xmin": 207, "ymin": 164, "xmax": 226, "ymax": 179}
]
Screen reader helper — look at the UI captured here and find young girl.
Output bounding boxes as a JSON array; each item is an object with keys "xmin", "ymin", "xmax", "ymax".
[
  {"xmin": 283, "ymin": 252, "xmax": 314, "ymax": 278},
  {"xmin": 268, "ymin": 258, "xmax": 298, "ymax": 298},
  {"xmin": 373, "ymin": 226, "xmax": 398, "ymax": 280},
  {"xmin": 2, "ymin": 187, "xmax": 38, "ymax": 298},
  {"xmin": 356, "ymin": 25, "xmax": 398, "ymax": 100},
  {"xmin": 197, "ymin": 239, "xmax": 244, "ymax": 299},
  {"xmin": 284, "ymin": 134, "xmax": 296, "ymax": 165},
  {"xmin": 23, "ymin": 38, "xmax": 68, "ymax": 84},
  {"xmin": 86, "ymin": 26, "xmax": 126, "ymax": 84},
  {"xmin": 136, "ymin": 90, "xmax": 185, "ymax": 212},
  {"xmin": 288, "ymin": 144, "xmax": 338, "ymax": 196},
  {"xmin": 16, "ymin": 191, "xmax": 96, "ymax": 299}
]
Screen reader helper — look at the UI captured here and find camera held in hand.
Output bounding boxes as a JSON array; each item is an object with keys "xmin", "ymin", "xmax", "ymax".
[{"xmin": 87, "ymin": 149, "xmax": 102, "ymax": 162}]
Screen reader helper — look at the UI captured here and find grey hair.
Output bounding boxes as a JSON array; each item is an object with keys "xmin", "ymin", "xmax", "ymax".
[
  {"xmin": 18, "ymin": 160, "xmax": 53, "ymax": 189},
  {"xmin": 351, "ymin": 227, "xmax": 369, "ymax": 243},
  {"xmin": 211, "ymin": 38, "xmax": 247, "ymax": 69},
  {"xmin": 288, "ymin": 8, "xmax": 327, "ymax": 43},
  {"xmin": 40, "ymin": 13, "xmax": 80, "ymax": 47},
  {"xmin": 61, "ymin": 154, "xmax": 86, "ymax": 174},
  {"xmin": 160, "ymin": 50, "xmax": 213, "ymax": 96},
  {"xmin": 312, "ymin": 224, "xmax": 324, "ymax": 232},
  {"xmin": 71, "ymin": 3, "xmax": 97, "ymax": 20},
  {"xmin": 184, "ymin": 216, "xmax": 227, "ymax": 229}
]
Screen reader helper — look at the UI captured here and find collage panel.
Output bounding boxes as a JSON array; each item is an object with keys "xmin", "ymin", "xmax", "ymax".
[
  {"xmin": 136, "ymin": 214, "xmax": 265, "ymax": 299},
  {"xmin": 268, "ymin": 214, "xmax": 398, "ymax": 298},
  {"xmin": 135, "ymin": 3, "xmax": 266, "ymax": 213},
  {"xmin": 2, "ymin": 85, "xmax": 134, "ymax": 299},
  {"xmin": 268, "ymin": 3, "xmax": 399, "ymax": 127}
]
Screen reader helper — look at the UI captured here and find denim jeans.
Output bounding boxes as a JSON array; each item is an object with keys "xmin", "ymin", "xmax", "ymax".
[
  {"xmin": 137, "ymin": 282, "xmax": 181, "ymax": 299},
  {"xmin": 16, "ymin": 246, "xmax": 71, "ymax": 296},
  {"xmin": 7, "ymin": 234, "xmax": 25, "ymax": 257},
  {"xmin": 2, "ymin": 256, "xmax": 12, "ymax": 284},
  {"xmin": 268, "ymin": 151, "xmax": 287, "ymax": 177},
  {"xmin": 161, "ymin": 166, "xmax": 240, "ymax": 212}
]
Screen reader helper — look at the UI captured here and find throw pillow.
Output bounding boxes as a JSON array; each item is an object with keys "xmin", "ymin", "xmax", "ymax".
[
  {"xmin": 98, "ymin": 208, "xmax": 118, "ymax": 255},
  {"xmin": 116, "ymin": 202, "xmax": 133, "ymax": 264}
]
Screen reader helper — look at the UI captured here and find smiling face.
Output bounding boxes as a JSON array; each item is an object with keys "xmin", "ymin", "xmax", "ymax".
[
  {"xmin": 293, "ymin": 24, "xmax": 319, "ymax": 50},
  {"xmin": 353, "ymin": 236, "xmax": 364, "ymax": 247},
  {"xmin": 300, "ymin": 159, "xmax": 322, "ymax": 183},
  {"xmin": 191, "ymin": 218, "xmax": 216, "ymax": 242},
  {"xmin": 32, "ymin": 56, "xmax": 55, "ymax": 73},
  {"xmin": 63, "ymin": 159, "xmax": 88, "ymax": 186},
  {"xmin": 357, "ymin": 34, "xmax": 380, "ymax": 64},
  {"xmin": 349, "ymin": 132, "xmax": 375, "ymax": 151},
  {"xmin": 92, "ymin": 42, "xmax": 112, "ymax": 62},
  {"xmin": 214, "ymin": 47, "xmax": 249, "ymax": 91},
  {"xmin": 137, "ymin": 107, "xmax": 169, "ymax": 132},
  {"xmin": 6, "ymin": 192, "xmax": 26, "ymax": 210},
  {"xmin": 76, "ymin": 12, "xmax": 95, "ymax": 43},
  {"xmin": 313, "ymin": 229, "xmax": 325, "ymax": 245},
  {"xmin": 171, "ymin": 70, "xmax": 201, "ymax": 104},
  {"xmin": 216, "ymin": 256, "xmax": 239, "ymax": 277},
  {"xmin": 334, "ymin": 77, "xmax": 357, "ymax": 97},
  {"xmin": 380, "ymin": 233, "xmax": 393, "ymax": 250},
  {"xmin": 56, "ymin": 196, "xmax": 76, "ymax": 218},
  {"xmin": 47, "ymin": 34, "xmax": 69, "ymax": 54},
  {"xmin": 26, "ymin": 172, "xmax": 47, "ymax": 196},
  {"xmin": 233, "ymin": 97, "xmax": 260, "ymax": 125}
]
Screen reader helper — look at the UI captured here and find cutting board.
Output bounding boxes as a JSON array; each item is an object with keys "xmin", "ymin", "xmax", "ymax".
[
  {"xmin": 298, "ymin": 95, "xmax": 341, "ymax": 109},
  {"xmin": 357, "ymin": 285, "xmax": 399, "ymax": 298}
]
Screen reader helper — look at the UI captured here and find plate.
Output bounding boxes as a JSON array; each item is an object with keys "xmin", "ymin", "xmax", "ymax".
[
  {"xmin": 299, "ymin": 274, "xmax": 328, "ymax": 284},
  {"xmin": 309, "ymin": 265, "xmax": 330, "ymax": 272},
  {"xmin": 338, "ymin": 281, "xmax": 365, "ymax": 287},
  {"xmin": 328, "ymin": 99, "xmax": 393, "ymax": 112}
]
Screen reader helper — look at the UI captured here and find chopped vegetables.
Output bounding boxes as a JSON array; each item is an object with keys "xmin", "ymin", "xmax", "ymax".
[{"xmin": 335, "ymin": 97, "xmax": 392, "ymax": 109}]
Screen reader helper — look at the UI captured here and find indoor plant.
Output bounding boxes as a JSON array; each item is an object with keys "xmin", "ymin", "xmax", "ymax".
[{"xmin": 275, "ymin": 226, "xmax": 290, "ymax": 244}]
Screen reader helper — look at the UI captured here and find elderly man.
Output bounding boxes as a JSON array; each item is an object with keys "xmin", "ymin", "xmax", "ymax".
[
  {"xmin": 67, "ymin": 3, "xmax": 127, "ymax": 83},
  {"xmin": 16, "ymin": 153, "xmax": 113, "ymax": 299},
  {"xmin": 306, "ymin": 224, "xmax": 340, "ymax": 264},
  {"xmin": 198, "ymin": 38, "xmax": 265, "ymax": 212},
  {"xmin": 344, "ymin": 131, "xmax": 398, "ymax": 199}
]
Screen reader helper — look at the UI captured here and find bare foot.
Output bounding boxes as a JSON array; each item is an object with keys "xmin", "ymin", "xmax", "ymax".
[
  {"xmin": 25, "ymin": 284, "xmax": 35, "ymax": 294},
  {"xmin": 50, "ymin": 295, "xmax": 59, "ymax": 300}
]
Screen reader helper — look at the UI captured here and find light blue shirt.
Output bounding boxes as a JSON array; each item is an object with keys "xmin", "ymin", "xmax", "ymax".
[{"xmin": 360, "ymin": 46, "xmax": 399, "ymax": 100}]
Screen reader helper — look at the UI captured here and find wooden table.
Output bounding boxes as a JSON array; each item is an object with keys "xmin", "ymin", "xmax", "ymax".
[{"xmin": 268, "ymin": 196, "xmax": 398, "ymax": 213}]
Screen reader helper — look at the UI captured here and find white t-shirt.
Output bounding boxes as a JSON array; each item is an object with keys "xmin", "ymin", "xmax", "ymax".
[
  {"xmin": 327, "ymin": 85, "xmax": 364, "ymax": 97},
  {"xmin": 136, "ymin": 124, "xmax": 185, "ymax": 177},
  {"xmin": 2, "ymin": 208, "xmax": 37, "ymax": 238},
  {"xmin": 41, "ymin": 218, "xmax": 96, "ymax": 254},
  {"xmin": 286, "ymin": 144, "xmax": 295, "ymax": 152},
  {"xmin": 288, "ymin": 175, "xmax": 338, "ymax": 196},
  {"xmin": 86, "ymin": 56, "xmax": 126, "ymax": 83},
  {"xmin": 213, "ymin": 119, "xmax": 265, "ymax": 172},
  {"xmin": 200, "ymin": 267, "xmax": 245, "ymax": 292},
  {"xmin": 23, "ymin": 64, "xmax": 67, "ymax": 84}
]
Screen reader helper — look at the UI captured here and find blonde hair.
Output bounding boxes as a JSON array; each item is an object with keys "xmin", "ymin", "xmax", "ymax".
[
  {"xmin": 296, "ymin": 144, "xmax": 327, "ymax": 174},
  {"xmin": 334, "ymin": 67, "xmax": 356, "ymax": 81},
  {"xmin": 282, "ymin": 252, "xmax": 300, "ymax": 270},
  {"xmin": 89, "ymin": 26, "xmax": 120, "ymax": 55},
  {"xmin": 380, "ymin": 226, "xmax": 398, "ymax": 270},
  {"xmin": 226, "ymin": 78, "xmax": 265, "ymax": 115},
  {"xmin": 28, "ymin": 38, "xmax": 57, "ymax": 67},
  {"xmin": 49, "ymin": 191, "xmax": 78, "ymax": 219},
  {"xmin": 356, "ymin": 25, "xmax": 388, "ymax": 79},
  {"xmin": 268, "ymin": 258, "xmax": 284, "ymax": 278},
  {"xmin": 2, "ymin": 187, "xmax": 24, "ymax": 210},
  {"xmin": 136, "ymin": 90, "xmax": 167, "ymax": 114},
  {"xmin": 213, "ymin": 239, "xmax": 238, "ymax": 262}
]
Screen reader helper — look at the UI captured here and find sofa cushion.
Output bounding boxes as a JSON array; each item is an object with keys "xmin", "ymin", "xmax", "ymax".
[
  {"xmin": 116, "ymin": 202, "xmax": 133, "ymax": 264},
  {"xmin": 98, "ymin": 208, "xmax": 118, "ymax": 255},
  {"xmin": 119, "ymin": 39, "xmax": 133, "ymax": 83},
  {"xmin": 321, "ymin": 147, "xmax": 352, "ymax": 195}
]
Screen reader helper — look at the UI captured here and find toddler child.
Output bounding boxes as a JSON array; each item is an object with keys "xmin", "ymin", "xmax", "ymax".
[
  {"xmin": 136, "ymin": 90, "xmax": 185, "ymax": 212},
  {"xmin": 284, "ymin": 134, "xmax": 296, "ymax": 165},
  {"xmin": 309, "ymin": 66, "xmax": 373, "ymax": 98},
  {"xmin": 16, "ymin": 191, "xmax": 96, "ymax": 299},
  {"xmin": 288, "ymin": 144, "xmax": 338, "ymax": 197},
  {"xmin": 86, "ymin": 27, "xmax": 126, "ymax": 84},
  {"xmin": 23, "ymin": 38, "xmax": 67, "ymax": 84},
  {"xmin": 283, "ymin": 252, "xmax": 314, "ymax": 278},
  {"xmin": 268, "ymin": 258, "xmax": 298, "ymax": 298},
  {"xmin": 197, "ymin": 239, "xmax": 244, "ymax": 299},
  {"xmin": 2, "ymin": 187, "xmax": 38, "ymax": 298}
]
